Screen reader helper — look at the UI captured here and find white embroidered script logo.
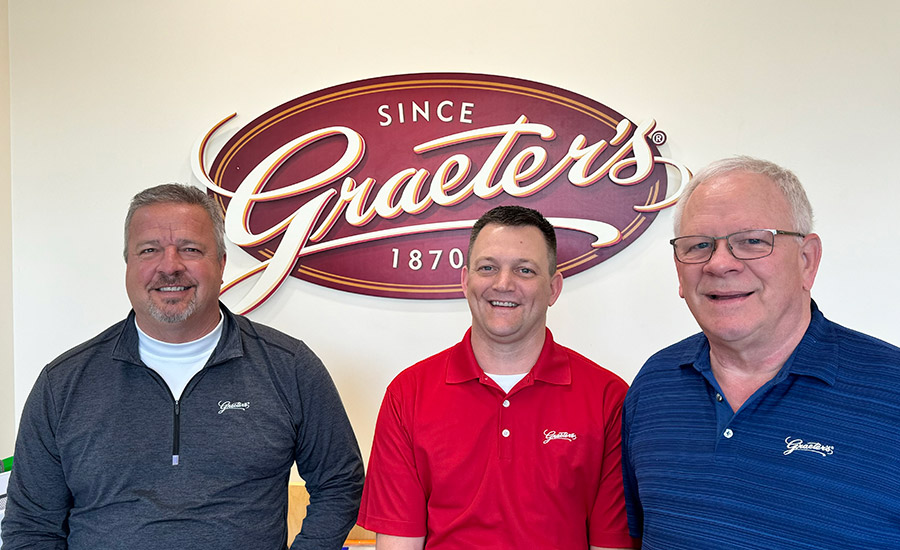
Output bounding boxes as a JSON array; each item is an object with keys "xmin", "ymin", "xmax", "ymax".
[
  {"xmin": 543, "ymin": 430, "xmax": 577, "ymax": 444},
  {"xmin": 783, "ymin": 437, "xmax": 834, "ymax": 457},
  {"xmin": 218, "ymin": 401, "xmax": 250, "ymax": 414}
]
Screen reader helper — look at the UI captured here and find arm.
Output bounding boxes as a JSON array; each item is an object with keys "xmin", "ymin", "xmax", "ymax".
[
  {"xmin": 588, "ymin": 381, "xmax": 640, "ymax": 549},
  {"xmin": 289, "ymin": 345, "xmax": 365, "ymax": 550},
  {"xmin": 376, "ymin": 533, "xmax": 425, "ymax": 550},
  {"xmin": 1, "ymin": 369, "xmax": 72, "ymax": 549},
  {"xmin": 620, "ymin": 385, "xmax": 643, "ymax": 546},
  {"xmin": 357, "ymin": 380, "xmax": 428, "ymax": 538}
]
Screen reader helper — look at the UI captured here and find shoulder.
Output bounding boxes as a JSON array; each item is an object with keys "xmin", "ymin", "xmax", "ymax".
[
  {"xmin": 623, "ymin": 334, "xmax": 708, "ymax": 432},
  {"xmin": 803, "ymin": 303, "xmax": 900, "ymax": 373},
  {"xmin": 556, "ymin": 341, "xmax": 629, "ymax": 391},
  {"xmin": 817, "ymin": 317, "xmax": 900, "ymax": 389},
  {"xmin": 231, "ymin": 314, "xmax": 321, "ymax": 363},
  {"xmin": 628, "ymin": 332, "xmax": 706, "ymax": 394},
  {"xmin": 43, "ymin": 319, "xmax": 129, "ymax": 377},
  {"xmin": 387, "ymin": 342, "xmax": 457, "ymax": 390},
  {"xmin": 23, "ymin": 319, "xmax": 132, "ymax": 414},
  {"xmin": 222, "ymin": 314, "xmax": 337, "ymax": 398},
  {"xmin": 828, "ymin": 319, "xmax": 900, "ymax": 361}
]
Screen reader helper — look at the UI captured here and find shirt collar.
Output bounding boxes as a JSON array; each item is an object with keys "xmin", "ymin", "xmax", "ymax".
[
  {"xmin": 680, "ymin": 300, "xmax": 837, "ymax": 386},
  {"xmin": 784, "ymin": 300, "xmax": 838, "ymax": 385},
  {"xmin": 113, "ymin": 302, "xmax": 244, "ymax": 367},
  {"xmin": 446, "ymin": 327, "xmax": 571, "ymax": 386}
]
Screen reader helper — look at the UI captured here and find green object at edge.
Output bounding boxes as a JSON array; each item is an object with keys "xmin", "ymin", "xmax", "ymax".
[{"xmin": 1, "ymin": 455, "xmax": 12, "ymax": 472}]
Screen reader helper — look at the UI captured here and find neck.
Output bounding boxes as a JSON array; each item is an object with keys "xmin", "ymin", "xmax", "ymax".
[
  {"xmin": 708, "ymin": 313, "xmax": 811, "ymax": 411},
  {"xmin": 135, "ymin": 310, "xmax": 223, "ymax": 344},
  {"xmin": 470, "ymin": 328, "xmax": 547, "ymax": 375}
]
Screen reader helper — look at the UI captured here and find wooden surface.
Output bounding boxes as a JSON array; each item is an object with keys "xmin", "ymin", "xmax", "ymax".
[{"xmin": 288, "ymin": 482, "xmax": 375, "ymax": 544}]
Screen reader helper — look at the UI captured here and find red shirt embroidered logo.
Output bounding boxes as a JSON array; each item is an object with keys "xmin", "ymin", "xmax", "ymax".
[
  {"xmin": 543, "ymin": 430, "xmax": 578, "ymax": 444},
  {"xmin": 192, "ymin": 73, "xmax": 690, "ymax": 313}
]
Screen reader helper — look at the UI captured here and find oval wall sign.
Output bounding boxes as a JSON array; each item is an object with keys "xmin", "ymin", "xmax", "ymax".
[{"xmin": 192, "ymin": 73, "xmax": 690, "ymax": 313}]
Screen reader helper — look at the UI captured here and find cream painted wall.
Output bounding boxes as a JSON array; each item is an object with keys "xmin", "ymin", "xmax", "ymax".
[
  {"xmin": 7, "ymin": 1, "xmax": 900, "ymax": 463},
  {"xmin": 0, "ymin": 0, "xmax": 13, "ymax": 459}
]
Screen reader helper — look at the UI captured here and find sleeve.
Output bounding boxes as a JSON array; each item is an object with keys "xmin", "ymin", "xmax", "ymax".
[
  {"xmin": 620, "ymin": 384, "xmax": 644, "ymax": 541},
  {"xmin": 589, "ymin": 380, "xmax": 640, "ymax": 549},
  {"xmin": 288, "ymin": 346, "xmax": 365, "ymax": 550},
  {"xmin": 356, "ymin": 380, "xmax": 427, "ymax": 537},
  {"xmin": 1, "ymin": 369, "xmax": 72, "ymax": 550}
]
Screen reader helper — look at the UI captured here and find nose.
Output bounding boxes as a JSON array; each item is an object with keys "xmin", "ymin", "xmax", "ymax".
[
  {"xmin": 703, "ymin": 238, "xmax": 743, "ymax": 275},
  {"xmin": 158, "ymin": 246, "xmax": 185, "ymax": 274},
  {"xmin": 492, "ymin": 267, "xmax": 515, "ymax": 291}
]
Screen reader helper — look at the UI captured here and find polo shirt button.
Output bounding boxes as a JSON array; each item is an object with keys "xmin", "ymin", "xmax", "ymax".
[
  {"xmin": 723, "ymin": 428, "xmax": 733, "ymax": 438},
  {"xmin": 502, "ymin": 399, "xmax": 510, "ymax": 408},
  {"xmin": 502, "ymin": 429, "xmax": 510, "ymax": 438},
  {"xmin": 716, "ymin": 393, "xmax": 724, "ymax": 402}
]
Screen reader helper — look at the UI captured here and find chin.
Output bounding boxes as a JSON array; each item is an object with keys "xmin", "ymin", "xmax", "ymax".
[
  {"xmin": 148, "ymin": 303, "xmax": 195, "ymax": 325},
  {"xmin": 701, "ymin": 322, "xmax": 756, "ymax": 343},
  {"xmin": 480, "ymin": 323, "xmax": 521, "ymax": 340}
]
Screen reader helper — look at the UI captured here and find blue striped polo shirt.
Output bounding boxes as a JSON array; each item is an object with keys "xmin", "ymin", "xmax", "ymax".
[{"xmin": 622, "ymin": 302, "xmax": 900, "ymax": 549}]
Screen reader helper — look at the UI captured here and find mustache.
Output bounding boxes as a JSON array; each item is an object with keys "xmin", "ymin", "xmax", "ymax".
[{"xmin": 150, "ymin": 274, "xmax": 195, "ymax": 287}]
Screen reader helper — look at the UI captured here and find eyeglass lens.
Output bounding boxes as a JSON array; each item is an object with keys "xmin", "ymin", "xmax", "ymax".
[{"xmin": 675, "ymin": 230, "xmax": 775, "ymax": 263}]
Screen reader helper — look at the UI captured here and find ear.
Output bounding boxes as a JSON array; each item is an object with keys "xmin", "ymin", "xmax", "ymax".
[
  {"xmin": 798, "ymin": 233, "xmax": 822, "ymax": 292},
  {"xmin": 460, "ymin": 265, "xmax": 469, "ymax": 299},
  {"xmin": 219, "ymin": 253, "xmax": 227, "ymax": 284},
  {"xmin": 547, "ymin": 271, "xmax": 564, "ymax": 307},
  {"xmin": 675, "ymin": 257, "xmax": 686, "ymax": 299}
]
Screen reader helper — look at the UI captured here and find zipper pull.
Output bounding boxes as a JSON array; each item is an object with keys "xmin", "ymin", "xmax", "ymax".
[{"xmin": 172, "ymin": 400, "xmax": 181, "ymax": 466}]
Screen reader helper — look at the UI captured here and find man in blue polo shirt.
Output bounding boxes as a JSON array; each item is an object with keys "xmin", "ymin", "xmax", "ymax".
[{"xmin": 622, "ymin": 156, "xmax": 900, "ymax": 549}]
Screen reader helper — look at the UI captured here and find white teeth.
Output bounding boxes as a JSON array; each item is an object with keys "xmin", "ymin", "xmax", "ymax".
[
  {"xmin": 158, "ymin": 286, "xmax": 188, "ymax": 292},
  {"xmin": 490, "ymin": 301, "xmax": 518, "ymax": 307}
]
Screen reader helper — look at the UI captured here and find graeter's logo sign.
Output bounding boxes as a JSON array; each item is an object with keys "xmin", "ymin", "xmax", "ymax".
[{"xmin": 192, "ymin": 73, "xmax": 689, "ymax": 314}]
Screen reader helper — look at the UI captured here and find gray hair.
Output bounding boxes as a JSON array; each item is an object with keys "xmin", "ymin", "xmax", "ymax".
[
  {"xmin": 123, "ymin": 183, "xmax": 226, "ymax": 261},
  {"xmin": 673, "ymin": 156, "xmax": 814, "ymax": 235}
]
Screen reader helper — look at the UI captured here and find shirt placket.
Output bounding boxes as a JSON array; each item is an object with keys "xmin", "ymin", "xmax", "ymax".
[
  {"xmin": 712, "ymin": 389, "xmax": 738, "ymax": 461},
  {"xmin": 499, "ymin": 394, "xmax": 512, "ymax": 460},
  {"xmin": 495, "ymin": 374, "xmax": 532, "ymax": 461}
]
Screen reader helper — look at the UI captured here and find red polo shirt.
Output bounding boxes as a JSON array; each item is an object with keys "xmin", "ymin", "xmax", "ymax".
[{"xmin": 358, "ymin": 329, "xmax": 636, "ymax": 549}]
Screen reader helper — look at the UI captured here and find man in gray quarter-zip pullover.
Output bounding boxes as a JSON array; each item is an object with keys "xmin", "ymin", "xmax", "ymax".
[{"xmin": 1, "ymin": 184, "xmax": 364, "ymax": 550}]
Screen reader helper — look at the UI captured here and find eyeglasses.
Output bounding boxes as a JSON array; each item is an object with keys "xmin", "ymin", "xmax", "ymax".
[{"xmin": 670, "ymin": 229, "xmax": 806, "ymax": 264}]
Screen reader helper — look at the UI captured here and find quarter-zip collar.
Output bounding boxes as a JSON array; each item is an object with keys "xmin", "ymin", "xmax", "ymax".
[{"xmin": 112, "ymin": 301, "xmax": 245, "ymax": 369}]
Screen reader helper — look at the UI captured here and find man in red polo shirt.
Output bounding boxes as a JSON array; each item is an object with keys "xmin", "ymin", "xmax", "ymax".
[{"xmin": 358, "ymin": 206, "xmax": 636, "ymax": 550}]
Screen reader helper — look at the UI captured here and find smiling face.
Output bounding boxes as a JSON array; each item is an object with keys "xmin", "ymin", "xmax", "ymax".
[
  {"xmin": 462, "ymin": 223, "xmax": 563, "ymax": 349},
  {"xmin": 125, "ymin": 202, "xmax": 226, "ymax": 343},
  {"xmin": 675, "ymin": 171, "xmax": 821, "ymax": 353}
]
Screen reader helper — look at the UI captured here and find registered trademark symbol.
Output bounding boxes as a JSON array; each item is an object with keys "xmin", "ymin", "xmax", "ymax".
[{"xmin": 651, "ymin": 131, "xmax": 667, "ymax": 145}]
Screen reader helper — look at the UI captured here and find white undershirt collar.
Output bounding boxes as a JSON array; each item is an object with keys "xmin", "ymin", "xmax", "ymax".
[
  {"xmin": 485, "ymin": 372, "xmax": 528, "ymax": 394},
  {"xmin": 135, "ymin": 311, "xmax": 224, "ymax": 399}
]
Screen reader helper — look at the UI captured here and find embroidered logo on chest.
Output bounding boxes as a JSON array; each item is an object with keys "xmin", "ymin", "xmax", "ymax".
[
  {"xmin": 783, "ymin": 436, "xmax": 834, "ymax": 457},
  {"xmin": 218, "ymin": 400, "xmax": 250, "ymax": 414},
  {"xmin": 543, "ymin": 429, "xmax": 577, "ymax": 444}
]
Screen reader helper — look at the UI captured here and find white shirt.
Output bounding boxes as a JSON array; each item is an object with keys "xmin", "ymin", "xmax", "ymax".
[
  {"xmin": 485, "ymin": 372, "xmax": 528, "ymax": 394},
  {"xmin": 135, "ymin": 313, "xmax": 224, "ymax": 400}
]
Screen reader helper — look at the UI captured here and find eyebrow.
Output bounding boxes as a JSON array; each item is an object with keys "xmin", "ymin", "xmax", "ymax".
[
  {"xmin": 475, "ymin": 255, "xmax": 541, "ymax": 266},
  {"xmin": 133, "ymin": 238, "xmax": 205, "ymax": 249}
]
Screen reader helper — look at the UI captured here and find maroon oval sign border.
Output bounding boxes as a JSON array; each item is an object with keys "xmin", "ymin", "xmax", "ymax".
[{"xmin": 193, "ymin": 73, "xmax": 689, "ymax": 313}]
